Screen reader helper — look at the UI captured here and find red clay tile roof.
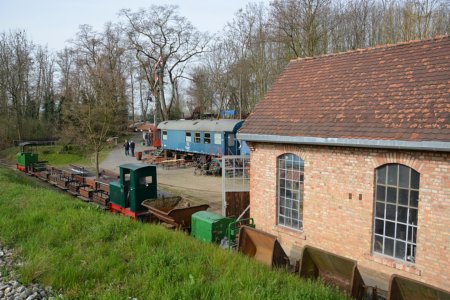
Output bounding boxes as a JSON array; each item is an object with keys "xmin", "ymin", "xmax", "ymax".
[{"xmin": 239, "ymin": 36, "xmax": 450, "ymax": 144}]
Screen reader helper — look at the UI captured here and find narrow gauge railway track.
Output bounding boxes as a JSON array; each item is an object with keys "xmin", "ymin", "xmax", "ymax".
[{"xmin": 0, "ymin": 159, "xmax": 17, "ymax": 170}]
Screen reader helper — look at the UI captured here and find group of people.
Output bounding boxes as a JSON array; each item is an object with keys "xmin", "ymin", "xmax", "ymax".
[
  {"xmin": 123, "ymin": 140, "xmax": 136, "ymax": 156},
  {"xmin": 143, "ymin": 131, "xmax": 152, "ymax": 146}
]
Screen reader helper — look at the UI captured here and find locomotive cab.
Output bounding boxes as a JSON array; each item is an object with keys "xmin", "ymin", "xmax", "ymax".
[{"xmin": 109, "ymin": 164, "xmax": 157, "ymax": 220}]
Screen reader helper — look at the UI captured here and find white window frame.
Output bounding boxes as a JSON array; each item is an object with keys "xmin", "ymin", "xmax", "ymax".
[
  {"xmin": 185, "ymin": 131, "xmax": 191, "ymax": 143},
  {"xmin": 277, "ymin": 153, "xmax": 304, "ymax": 230},
  {"xmin": 373, "ymin": 164, "xmax": 419, "ymax": 263},
  {"xmin": 204, "ymin": 132, "xmax": 211, "ymax": 144},
  {"xmin": 194, "ymin": 132, "xmax": 201, "ymax": 143}
]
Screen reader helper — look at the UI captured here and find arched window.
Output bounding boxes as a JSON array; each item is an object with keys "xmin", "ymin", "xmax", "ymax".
[
  {"xmin": 278, "ymin": 154, "xmax": 304, "ymax": 230},
  {"xmin": 373, "ymin": 164, "xmax": 419, "ymax": 263}
]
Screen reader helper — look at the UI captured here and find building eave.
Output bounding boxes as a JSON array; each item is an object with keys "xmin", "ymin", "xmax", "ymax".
[{"xmin": 237, "ymin": 133, "xmax": 450, "ymax": 152}]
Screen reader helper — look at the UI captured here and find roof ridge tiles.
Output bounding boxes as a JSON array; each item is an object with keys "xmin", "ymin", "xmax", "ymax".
[{"xmin": 290, "ymin": 35, "xmax": 450, "ymax": 63}]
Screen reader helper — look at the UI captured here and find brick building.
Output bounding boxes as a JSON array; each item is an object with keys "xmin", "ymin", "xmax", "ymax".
[{"xmin": 237, "ymin": 36, "xmax": 449, "ymax": 291}]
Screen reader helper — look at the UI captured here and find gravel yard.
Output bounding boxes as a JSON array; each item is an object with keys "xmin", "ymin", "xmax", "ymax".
[{"xmin": 100, "ymin": 137, "xmax": 223, "ymax": 213}]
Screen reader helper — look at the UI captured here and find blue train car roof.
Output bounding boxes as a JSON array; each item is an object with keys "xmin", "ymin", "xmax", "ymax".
[{"xmin": 157, "ymin": 119, "xmax": 244, "ymax": 132}]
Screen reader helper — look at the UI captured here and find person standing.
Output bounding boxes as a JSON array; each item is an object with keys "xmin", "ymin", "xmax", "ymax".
[
  {"xmin": 123, "ymin": 140, "xmax": 130, "ymax": 156},
  {"xmin": 130, "ymin": 140, "xmax": 136, "ymax": 157}
]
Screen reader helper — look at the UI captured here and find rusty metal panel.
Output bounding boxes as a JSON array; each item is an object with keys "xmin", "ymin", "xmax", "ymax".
[
  {"xmin": 238, "ymin": 226, "xmax": 289, "ymax": 268},
  {"xmin": 225, "ymin": 192, "xmax": 249, "ymax": 218},
  {"xmin": 142, "ymin": 197, "xmax": 209, "ymax": 230},
  {"xmin": 388, "ymin": 275, "xmax": 450, "ymax": 300},
  {"xmin": 299, "ymin": 246, "xmax": 366, "ymax": 299}
]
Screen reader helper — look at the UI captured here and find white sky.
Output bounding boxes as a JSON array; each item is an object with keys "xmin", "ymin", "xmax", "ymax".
[{"xmin": 0, "ymin": 0, "xmax": 256, "ymax": 51}]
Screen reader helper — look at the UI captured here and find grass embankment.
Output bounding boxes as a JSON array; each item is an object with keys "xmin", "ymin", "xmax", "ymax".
[
  {"xmin": 0, "ymin": 168, "xmax": 346, "ymax": 299},
  {"xmin": 0, "ymin": 145, "xmax": 109, "ymax": 167}
]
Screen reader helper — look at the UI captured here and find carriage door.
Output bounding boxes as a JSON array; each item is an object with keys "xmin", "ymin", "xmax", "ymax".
[{"xmin": 222, "ymin": 155, "xmax": 250, "ymax": 218}]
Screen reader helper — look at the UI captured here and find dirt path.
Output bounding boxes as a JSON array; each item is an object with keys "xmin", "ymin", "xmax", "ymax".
[{"xmin": 100, "ymin": 136, "xmax": 223, "ymax": 213}]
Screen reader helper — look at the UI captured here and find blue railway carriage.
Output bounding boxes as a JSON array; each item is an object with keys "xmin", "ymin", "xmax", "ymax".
[{"xmin": 157, "ymin": 119, "xmax": 244, "ymax": 156}]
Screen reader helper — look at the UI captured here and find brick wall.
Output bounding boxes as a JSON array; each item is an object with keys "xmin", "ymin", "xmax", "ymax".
[{"xmin": 249, "ymin": 143, "xmax": 449, "ymax": 291}]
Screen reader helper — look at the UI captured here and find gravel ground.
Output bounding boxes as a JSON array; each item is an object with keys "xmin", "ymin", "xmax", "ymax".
[
  {"xmin": 0, "ymin": 245, "xmax": 60, "ymax": 300},
  {"xmin": 100, "ymin": 134, "xmax": 223, "ymax": 213}
]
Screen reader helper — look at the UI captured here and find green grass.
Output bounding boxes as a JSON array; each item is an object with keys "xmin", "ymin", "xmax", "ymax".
[
  {"xmin": 0, "ymin": 168, "xmax": 346, "ymax": 300},
  {"xmin": 0, "ymin": 145, "xmax": 109, "ymax": 167}
]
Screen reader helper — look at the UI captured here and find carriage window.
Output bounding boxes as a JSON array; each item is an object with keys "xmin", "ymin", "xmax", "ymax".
[
  {"xmin": 185, "ymin": 132, "xmax": 191, "ymax": 143},
  {"xmin": 373, "ymin": 164, "xmax": 419, "ymax": 263},
  {"xmin": 278, "ymin": 153, "xmax": 304, "ymax": 230},
  {"xmin": 214, "ymin": 133, "xmax": 221, "ymax": 145},
  {"xmin": 139, "ymin": 176, "xmax": 153, "ymax": 186},
  {"xmin": 228, "ymin": 134, "xmax": 235, "ymax": 146},
  {"xmin": 204, "ymin": 133, "xmax": 211, "ymax": 144},
  {"xmin": 162, "ymin": 130, "xmax": 167, "ymax": 140},
  {"xmin": 194, "ymin": 132, "xmax": 201, "ymax": 143}
]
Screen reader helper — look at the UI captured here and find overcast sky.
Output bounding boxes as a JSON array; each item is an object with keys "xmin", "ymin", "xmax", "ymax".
[{"xmin": 0, "ymin": 0, "xmax": 255, "ymax": 51}]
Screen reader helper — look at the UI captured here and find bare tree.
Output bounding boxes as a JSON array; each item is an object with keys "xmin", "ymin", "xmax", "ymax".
[
  {"xmin": 62, "ymin": 24, "xmax": 127, "ymax": 178},
  {"xmin": 120, "ymin": 5, "xmax": 209, "ymax": 121}
]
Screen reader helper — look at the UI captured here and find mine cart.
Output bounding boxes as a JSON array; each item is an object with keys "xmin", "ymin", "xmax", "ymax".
[
  {"xmin": 92, "ymin": 182, "xmax": 110, "ymax": 206},
  {"xmin": 142, "ymin": 197, "xmax": 209, "ymax": 230},
  {"xmin": 388, "ymin": 274, "xmax": 450, "ymax": 300},
  {"xmin": 238, "ymin": 226, "xmax": 290, "ymax": 268},
  {"xmin": 68, "ymin": 174, "xmax": 87, "ymax": 195},
  {"xmin": 299, "ymin": 246, "xmax": 367, "ymax": 299},
  {"xmin": 78, "ymin": 177, "xmax": 96, "ymax": 201}
]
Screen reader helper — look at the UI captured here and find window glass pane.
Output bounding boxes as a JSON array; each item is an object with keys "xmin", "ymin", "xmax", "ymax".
[
  {"xmin": 228, "ymin": 134, "xmax": 235, "ymax": 146},
  {"xmin": 410, "ymin": 190, "xmax": 419, "ymax": 208},
  {"xmin": 214, "ymin": 133, "xmax": 221, "ymax": 145},
  {"xmin": 386, "ymin": 204, "xmax": 396, "ymax": 220},
  {"xmin": 386, "ymin": 221, "xmax": 395, "ymax": 237},
  {"xmin": 292, "ymin": 219, "xmax": 299, "ymax": 229},
  {"xmin": 284, "ymin": 218, "xmax": 291, "ymax": 227},
  {"xmin": 374, "ymin": 235, "xmax": 383, "ymax": 253},
  {"xmin": 398, "ymin": 165, "xmax": 410, "ymax": 188},
  {"xmin": 204, "ymin": 133, "xmax": 211, "ymax": 144},
  {"xmin": 185, "ymin": 132, "xmax": 191, "ymax": 143},
  {"xmin": 384, "ymin": 238, "xmax": 394, "ymax": 256},
  {"xmin": 279, "ymin": 216, "xmax": 285, "ymax": 225},
  {"xmin": 406, "ymin": 244, "xmax": 416, "ymax": 262},
  {"xmin": 411, "ymin": 170, "xmax": 420, "ymax": 189},
  {"xmin": 194, "ymin": 132, "xmax": 201, "ymax": 143},
  {"xmin": 397, "ymin": 206, "xmax": 408, "ymax": 223},
  {"xmin": 408, "ymin": 227, "xmax": 417, "ymax": 243},
  {"xmin": 375, "ymin": 202, "xmax": 385, "ymax": 218},
  {"xmin": 280, "ymin": 197, "xmax": 285, "ymax": 206},
  {"xmin": 387, "ymin": 165, "xmax": 398, "ymax": 185},
  {"xmin": 395, "ymin": 241, "xmax": 406, "ymax": 260},
  {"xmin": 376, "ymin": 186, "xmax": 386, "ymax": 201},
  {"xmin": 396, "ymin": 223, "xmax": 407, "ymax": 240},
  {"xmin": 409, "ymin": 209, "xmax": 418, "ymax": 225},
  {"xmin": 398, "ymin": 189, "xmax": 409, "ymax": 206},
  {"xmin": 375, "ymin": 219, "xmax": 384, "ymax": 235},
  {"xmin": 377, "ymin": 165, "xmax": 387, "ymax": 184},
  {"xmin": 286, "ymin": 180, "xmax": 292, "ymax": 189},
  {"xmin": 387, "ymin": 187, "xmax": 397, "ymax": 203}
]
